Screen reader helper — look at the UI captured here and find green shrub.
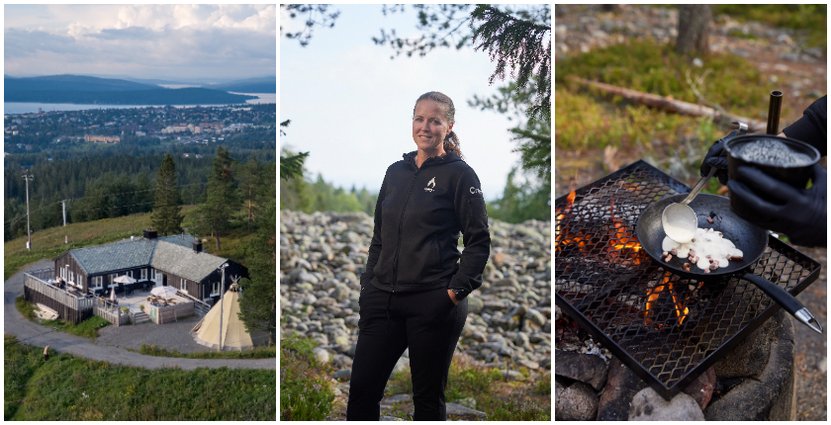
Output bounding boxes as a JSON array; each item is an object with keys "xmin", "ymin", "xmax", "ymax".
[{"xmin": 280, "ymin": 333, "xmax": 334, "ymax": 420}]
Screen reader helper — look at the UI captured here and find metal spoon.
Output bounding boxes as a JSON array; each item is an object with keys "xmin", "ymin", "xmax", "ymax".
[{"xmin": 661, "ymin": 168, "xmax": 716, "ymax": 243}]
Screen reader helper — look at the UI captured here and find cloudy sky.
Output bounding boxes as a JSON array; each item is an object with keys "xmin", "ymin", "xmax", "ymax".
[
  {"xmin": 4, "ymin": 4, "xmax": 276, "ymax": 83},
  {"xmin": 281, "ymin": 5, "xmax": 534, "ymax": 199}
]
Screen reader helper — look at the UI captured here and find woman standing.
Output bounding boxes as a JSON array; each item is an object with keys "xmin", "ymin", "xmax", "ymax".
[{"xmin": 347, "ymin": 91, "xmax": 491, "ymax": 420}]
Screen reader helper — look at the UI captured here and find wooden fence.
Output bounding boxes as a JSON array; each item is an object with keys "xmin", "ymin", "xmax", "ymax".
[
  {"xmin": 148, "ymin": 301, "xmax": 194, "ymax": 324},
  {"xmin": 93, "ymin": 300, "xmax": 130, "ymax": 327},
  {"xmin": 24, "ymin": 269, "xmax": 94, "ymax": 324}
]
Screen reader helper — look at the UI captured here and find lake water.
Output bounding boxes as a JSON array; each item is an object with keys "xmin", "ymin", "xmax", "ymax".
[{"xmin": 4, "ymin": 92, "xmax": 275, "ymax": 115}]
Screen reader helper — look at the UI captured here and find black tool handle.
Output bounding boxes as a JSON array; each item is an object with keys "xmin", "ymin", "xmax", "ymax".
[
  {"xmin": 742, "ymin": 272, "xmax": 822, "ymax": 333},
  {"xmin": 742, "ymin": 272, "xmax": 800, "ymax": 312},
  {"xmin": 766, "ymin": 90, "xmax": 783, "ymax": 135}
]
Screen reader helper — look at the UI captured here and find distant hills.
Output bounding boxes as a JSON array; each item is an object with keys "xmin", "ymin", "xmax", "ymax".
[
  {"xmin": 209, "ymin": 76, "xmax": 276, "ymax": 93},
  {"xmin": 4, "ymin": 74, "xmax": 273, "ymax": 105}
]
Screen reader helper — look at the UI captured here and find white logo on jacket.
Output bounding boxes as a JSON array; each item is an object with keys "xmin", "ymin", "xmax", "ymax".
[
  {"xmin": 470, "ymin": 186, "xmax": 483, "ymax": 195},
  {"xmin": 424, "ymin": 177, "xmax": 436, "ymax": 192}
]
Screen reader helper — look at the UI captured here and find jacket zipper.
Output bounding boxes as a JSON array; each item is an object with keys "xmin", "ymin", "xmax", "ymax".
[{"xmin": 391, "ymin": 163, "xmax": 422, "ymax": 293}]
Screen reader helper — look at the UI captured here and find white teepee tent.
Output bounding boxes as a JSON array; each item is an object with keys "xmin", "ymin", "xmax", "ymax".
[{"xmin": 192, "ymin": 282, "xmax": 254, "ymax": 351}]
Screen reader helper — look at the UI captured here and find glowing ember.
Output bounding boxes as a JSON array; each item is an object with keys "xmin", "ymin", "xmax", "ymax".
[{"xmin": 644, "ymin": 274, "xmax": 690, "ymax": 327}]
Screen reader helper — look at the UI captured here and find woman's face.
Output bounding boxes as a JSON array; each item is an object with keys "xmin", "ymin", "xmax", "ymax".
[{"xmin": 412, "ymin": 99, "xmax": 454, "ymax": 155}]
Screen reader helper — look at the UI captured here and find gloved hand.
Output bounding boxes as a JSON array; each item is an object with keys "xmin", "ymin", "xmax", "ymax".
[
  {"xmin": 727, "ymin": 163, "xmax": 827, "ymax": 247},
  {"xmin": 700, "ymin": 130, "xmax": 741, "ymax": 185}
]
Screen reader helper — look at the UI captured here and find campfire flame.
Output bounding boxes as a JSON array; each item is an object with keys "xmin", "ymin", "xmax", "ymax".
[
  {"xmin": 555, "ymin": 191, "xmax": 643, "ymax": 264},
  {"xmin": 556, "ymin": 187, "xmax": 688, "ymax": 327},
  {"xmin": 644, "ymin": 273, "xmax": 690, "ymax": 327},
  {"xmin": 555, "ymin": 190, "xmax": 584, "ymax": 252},
  {"xmin": 608, "ymin": 197, "xmax": 641, "ymax": 264}
]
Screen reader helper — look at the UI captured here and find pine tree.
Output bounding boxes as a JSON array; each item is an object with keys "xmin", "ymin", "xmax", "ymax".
[
  {"xmin": 239, "ymin": 158, "xmax": 263, "ymax": 227},
  {"xmin": 200, "ymin": 147, "xmax": 237, "ymax": 250},
  {"xmin": 239, "ymin": 194, "xmax": 276, "ymax": 344},
  {"xmin": 151, "ymin": 154, "xmax": 183, "ymax": 235}
]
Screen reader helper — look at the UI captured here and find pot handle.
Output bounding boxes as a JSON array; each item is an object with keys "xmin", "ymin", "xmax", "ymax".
[{"xmin": 742, "ymin": 272, "xmax": 822, "ymax": 334}]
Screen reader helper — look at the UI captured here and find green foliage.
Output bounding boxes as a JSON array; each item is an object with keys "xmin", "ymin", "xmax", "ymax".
[
  {"xmin": 4, "ymin": 336, "xmax": 276, "ymax": 420},
  {"xmin": 137, "ymin": 344, "xmax": 275, "ymax": 359},
  {"xmin": 72, "ymin": 173, "xmax": 153, "ymax": 222},
  {"xmin": 45, "ymin": 316, "xmax": 111, "ymax": 339},
  {"xmin": 197, "ymin": 147, "xmax": 239, "ymax": 250},
  {"xmin": 15, "ymin": 296, "xmax": 36, "ymax": 320},
  {"xmin": 238, "ymin": 194, "xmax": 277, "ymax": 343},
  {"xmin": 280, "ymin": 152, "xmax": 309, "ymax": 181},
  {"xmin": 386, "ymin": 359, "xmax": 550, "ymax": 421},
  {"xmin": 470, "ymin": 5, "xmax": 551, "ymax": 120},
  {"xmin": 281, "ymin": 171, "xmax": 377, "ymax": 214},
  {"xmin": 280, "ymin": 333, "xmax": 334, "ymax": 420},
  {"xmin": 151, "ymin": 153, "xmax": 183, "ymax": 235},
  {"xmin": 714, "ymin": 4, "xmax": 827, "ymax": 48},
  {"xmin": 488, "ymin": 168, "xmax": 550, "ymax": 223},
  {"xmin": 4, "ymin": 336, "xmax": 42, "ymax": 419}
]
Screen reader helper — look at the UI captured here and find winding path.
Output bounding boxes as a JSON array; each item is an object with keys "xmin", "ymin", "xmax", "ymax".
[{"xmin": 4, "ymin": 260, "xmax": 275, "ymax": 370}]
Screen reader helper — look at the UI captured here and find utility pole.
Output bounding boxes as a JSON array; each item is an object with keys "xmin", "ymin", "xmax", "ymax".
[
  {"xmin": 62, "ymin": 199, "xmax": 68, "ymax": 244},
  {"xmin": 23, "ymin": 171, "xmax": 33, "ymax": 250}
]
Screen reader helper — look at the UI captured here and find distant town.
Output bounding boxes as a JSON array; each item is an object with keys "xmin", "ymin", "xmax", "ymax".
[{"xmin": 4, "ymin": 103, "xmax": 276, "ymax": 154}]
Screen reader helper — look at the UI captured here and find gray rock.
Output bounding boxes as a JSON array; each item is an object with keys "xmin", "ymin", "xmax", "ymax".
[
  {"xmin": 334, "ymin": 369, "xmax": 351, "ymax": 381},
  {"xmin": 526, "ymin": 308, "xmax": 547, "ymax": 327},
  {"xmin": 555, "ymin": 349, "xmax": 608, "ymax": 391},
  {"xmin": 597, "ymin": 358, "xmax": 646, "ymax": 420},
  {"xmin": 446, "ymin": 402, "xmax": 487, "ymax": 420},
  {"xmin": 629, "ymin": 387, "xmax": 705, "ymax": 421},
  {"xmin": 555, "ymin": 381, "xmax": 598, "ymax": 420},
  {"xmin": 313, "ymin": 347, "xmax": 330, "ymax": 364},
  {"xmin": 381, "ymin": 393, "xmax": 412, "ymax": 405},
  {"xmin": 467, "ymin": 295, "xmax": 484, "ymax": 314}
]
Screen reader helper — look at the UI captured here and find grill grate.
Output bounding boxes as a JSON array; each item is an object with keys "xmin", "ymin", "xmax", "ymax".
[{"xmin": 555, "ymin": 160, "xmax": 820, "ymax": 398}]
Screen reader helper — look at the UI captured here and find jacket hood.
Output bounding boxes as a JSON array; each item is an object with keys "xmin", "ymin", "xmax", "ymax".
[{"xmin": 402, "ymin": 150, "xmax": 462, "ymax": 167}]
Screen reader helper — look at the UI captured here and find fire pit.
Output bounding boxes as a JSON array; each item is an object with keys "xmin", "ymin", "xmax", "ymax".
[{"xmin": 555, "ymin": 161, "xmax": 821, "ymax": 418}]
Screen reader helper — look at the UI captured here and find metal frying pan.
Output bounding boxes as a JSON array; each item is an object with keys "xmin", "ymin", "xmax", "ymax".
[{"xmin": 636, "ymin": 193, "xmax": 822, "ymax": 333}]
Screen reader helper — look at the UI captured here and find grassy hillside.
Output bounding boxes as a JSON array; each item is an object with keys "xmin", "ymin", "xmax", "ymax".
[
  {"xmin": 3, "ymin": 205, "xmax": 257, "ymax": 279},
  {"xmin": 4, "ymin": 336, "xmax": 275, "ymax": 420}
]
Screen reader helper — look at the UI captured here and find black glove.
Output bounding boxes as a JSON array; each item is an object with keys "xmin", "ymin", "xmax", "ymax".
[
  {"xmin": 727, "ymin": 163, "xmax": 827, "ymax": 247},
  {"xmin": 700, "ymin": 130, "xmax": 741, "ymax": 185}
]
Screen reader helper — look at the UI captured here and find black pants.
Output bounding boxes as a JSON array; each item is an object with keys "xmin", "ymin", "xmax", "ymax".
[{"xmin": 346, "ymin": 284, "xmax": 468, "ymax": 421}]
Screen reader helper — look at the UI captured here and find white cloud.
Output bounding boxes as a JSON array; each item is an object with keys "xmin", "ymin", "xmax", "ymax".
[{"xmin": 5, "ymin": 5, "xmax": 276, "ymax": 81}]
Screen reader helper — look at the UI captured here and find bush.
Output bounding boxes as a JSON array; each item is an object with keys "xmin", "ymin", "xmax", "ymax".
[{"xmin": 280, "ymin": 333, "xmax": 334, "ymax": 420}]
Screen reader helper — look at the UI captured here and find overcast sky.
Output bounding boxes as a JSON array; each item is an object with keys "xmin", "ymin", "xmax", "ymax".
[
  {"xmin": 280, "ymin": 5, "xmax": 526, "ymax": 200},
  {"xmin": 4, "ymin": 4, "xmax": 276, "ymax": 83}
]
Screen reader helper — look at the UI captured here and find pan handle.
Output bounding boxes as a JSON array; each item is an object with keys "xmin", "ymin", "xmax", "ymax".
[{"xmin": 742, "ymin": 273, "xmax": 823, "ymax": 334}]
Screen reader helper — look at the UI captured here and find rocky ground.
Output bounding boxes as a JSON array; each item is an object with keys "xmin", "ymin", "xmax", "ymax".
[{"xmin": 280, "ymin": 210, "xmax": 551, "ymax": 419}]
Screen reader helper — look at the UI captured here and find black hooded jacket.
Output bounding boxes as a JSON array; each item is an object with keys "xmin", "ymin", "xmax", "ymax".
[{"xmin": 361, "ymin": 151, "xmax": 491, "ymax": 300}]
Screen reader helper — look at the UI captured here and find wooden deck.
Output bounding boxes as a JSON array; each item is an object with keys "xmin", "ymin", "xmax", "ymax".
[{"xmin": 23, "ymin": 268, "xmax": 94, "ymax": 324}]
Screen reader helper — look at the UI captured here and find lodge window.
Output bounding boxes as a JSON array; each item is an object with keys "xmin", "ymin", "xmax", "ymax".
[
  {"xmin": 180, "ymin": 278, "xmax": 188, "ymax": 293},
  {"xmin": 141, "ymin": 269, "xmax": 148, "ymax": 280},
  {"xmin": 92, "ymin": 276, "xmax": 103, "ymax": 289},
  {"xmin": 109, "ymin": 273, "xmax": 117, "ymax": 287},
  {"xmin": 211, "ymin": 280, "xmax": 221, "ymax": 296}
]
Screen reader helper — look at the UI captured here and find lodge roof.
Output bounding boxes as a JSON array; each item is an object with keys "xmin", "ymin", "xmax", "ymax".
[{"xmin": 65, "ymin": 234, "xmax": 229, "ymax": 282}]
